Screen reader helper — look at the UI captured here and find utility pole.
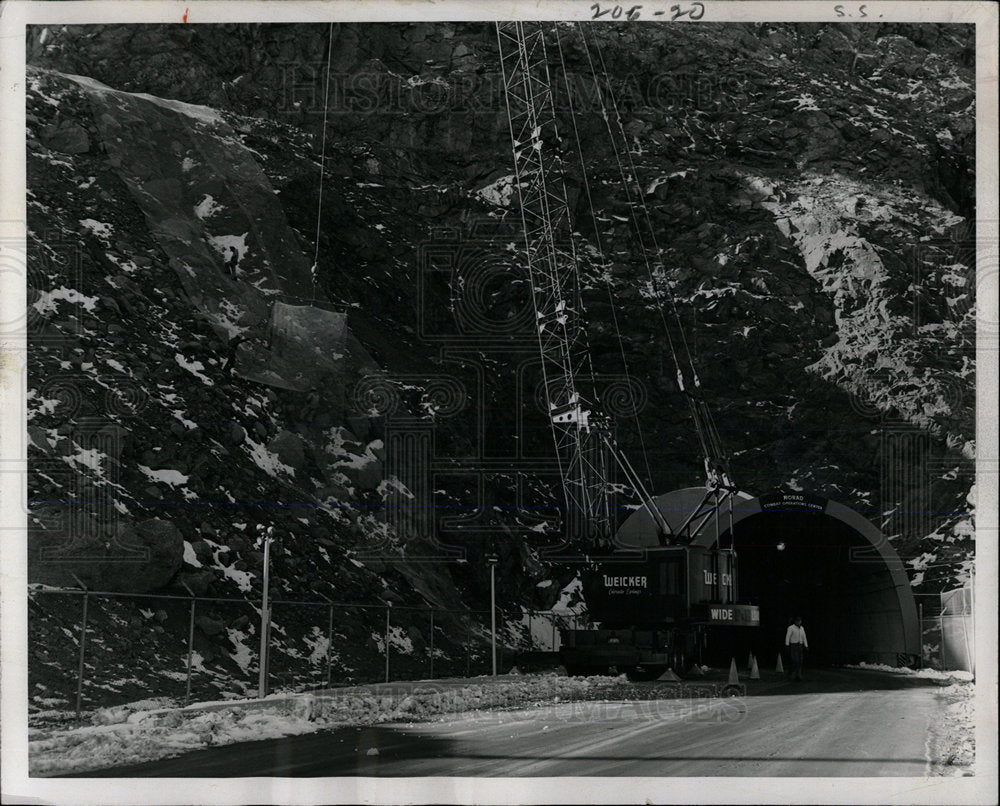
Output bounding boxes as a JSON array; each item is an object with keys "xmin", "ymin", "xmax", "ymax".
[
  {"xmin": 487, "ymin": 553, "xmax": 499, "ymax": 676},
  {"xmin": 258, "ymin": 525, "xmax": 273, "ymax": 698}
]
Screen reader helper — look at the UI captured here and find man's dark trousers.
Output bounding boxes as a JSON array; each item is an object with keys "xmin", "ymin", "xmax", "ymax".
[{"xmin": 788, "ymin": 643, "xmax": 805, "ymax": 681}]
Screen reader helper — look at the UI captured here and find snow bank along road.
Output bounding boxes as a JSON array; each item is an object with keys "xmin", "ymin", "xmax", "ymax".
[{"xmin": 66, "ymin": 669, "xmax": 953, "ymax": 777}]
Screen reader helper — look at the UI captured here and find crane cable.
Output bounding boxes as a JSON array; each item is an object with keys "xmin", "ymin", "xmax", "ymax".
[
  {"xmin": 552, "ymin": 25, "xmax": 657, "ymax": 499},
  {"xmin": 588, "ymin": 28, "xmax": 703, "ymax": 388},
  {"xmin": 580, "ymin": 24, "xmax": 734, "ymax": 488},
  {"xmin": 309, "ymin": 22, "xmax": 336, "ymax": 307},
  {"xmin": 574, "ymin": 23, "xmax": 716, "ymax": 480},
  {"xmin": 590, "ymin": 29, "xmax": 734, "ymax": 488}
]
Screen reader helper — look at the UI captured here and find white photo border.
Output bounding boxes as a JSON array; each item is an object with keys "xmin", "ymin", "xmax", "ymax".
[{"xmin": 1, "ymin": 2, "xmax": 996, "ymax": 804}]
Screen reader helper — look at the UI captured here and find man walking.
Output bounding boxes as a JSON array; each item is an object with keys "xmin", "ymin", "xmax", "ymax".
[
  {"xmin": 785, "ymin": 615, "xmax": 808, "ymax": 682},
  {"xmin": 221, "ymin": 334, "xmax": 247, "ymax": 376},
  {"xmin": 225, "ymin": 246, "xmax": 240, "ymax": 277}
]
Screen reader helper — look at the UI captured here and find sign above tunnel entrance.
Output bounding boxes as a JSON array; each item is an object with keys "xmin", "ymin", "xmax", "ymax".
[{"xmin": 758, "ymin": 491, "xmax": 827, "ymax": 513}]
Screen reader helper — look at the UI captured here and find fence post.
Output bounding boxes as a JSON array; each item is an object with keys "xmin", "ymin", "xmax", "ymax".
[
  {"xmin": 325, "ymin": 604, "xmax": 334, "ymax": 688},
  {"xmin": 257, "ymin": 526, "xmax": 272, "ymax": 699},
  {"xmin": 429, "ymin": 610, "xmax": 435, "ymax": 679},
  {"xmin": 960, "ymin": 589, "xmax": 973, "ymax": 674},
  {"xmin": 918, "ymin": 603, "xmax": 924, "ymax": 667},
  {"xmin": 940, "ymin": 612, "xmax": 946, "ymax": 670},
  {"xmin": 385, "ymin": 604, "xmax": 391, "ymax": 684},
  {"xmin": 466, "ymin": 618, "xmax": 471, "ymax": 677},
  {"xmin": 182, "ymin": 584, "xmax": 197, "ymax": 706},
  {"xmin": 74, "ymin": 588, "xmax": 89, "ymax": 720},
  {"xmin": 264, "ymin": 606, "xmax": 272, "ymax": 696}
]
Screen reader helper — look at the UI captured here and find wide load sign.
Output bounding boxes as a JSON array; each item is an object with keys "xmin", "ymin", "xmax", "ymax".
[{"xmin": 701, "ymin": 603, "xmax": 760, "ymax": 626}]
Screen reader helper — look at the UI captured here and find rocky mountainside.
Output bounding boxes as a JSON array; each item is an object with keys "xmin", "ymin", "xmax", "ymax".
[{"xmin": 25, "ymin": 21, "xmax": 976, "ymax": 708}]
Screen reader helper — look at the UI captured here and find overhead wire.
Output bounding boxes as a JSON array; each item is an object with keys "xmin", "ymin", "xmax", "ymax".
[{"xmin": 310, "ymin": 22, "xmax": 336, "ymax": 307}]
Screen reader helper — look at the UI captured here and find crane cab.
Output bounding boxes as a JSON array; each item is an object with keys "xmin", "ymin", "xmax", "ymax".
[{"xmin": 559, "ymin": 546, "xmax": 759, "ymax": 677}]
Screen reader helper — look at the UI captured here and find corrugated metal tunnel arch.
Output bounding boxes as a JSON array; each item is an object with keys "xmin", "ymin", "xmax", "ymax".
[{"xmin": 614, "ymin": 487, "xmax": 921, "ymax": 666}]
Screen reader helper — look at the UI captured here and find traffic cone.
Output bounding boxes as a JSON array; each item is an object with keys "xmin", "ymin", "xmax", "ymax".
[
  {"xmin": 728, "ymin": 657, "xmax": 739, "ymax": 684},
  {"xmin": 686, "ymin": 663, "xmax": 705, "ymax": 677},
  {"xmin": 657, "ymin": 668, "xmax": 682, "ymax": 682},
  {"xmin": 776, "ymin": 653, "xmax": 784, "ymax": 674},
  {"xmin": 750, "ymin": 654, "xmax": 760, "ymax": 680},
  {"xmin": 746, "ymin": 652, "xmax": 753, "ymax": 671}
]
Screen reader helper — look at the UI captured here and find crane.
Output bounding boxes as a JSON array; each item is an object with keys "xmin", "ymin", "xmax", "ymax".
[{"xmin": 496, "ymin": 21, "xmax": 736, "ymax": 549}]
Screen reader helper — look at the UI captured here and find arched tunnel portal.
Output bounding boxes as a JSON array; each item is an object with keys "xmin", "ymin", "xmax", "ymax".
[{"xmin": 614, "ymin": 488, "xmax": 921, "ymax": 668}]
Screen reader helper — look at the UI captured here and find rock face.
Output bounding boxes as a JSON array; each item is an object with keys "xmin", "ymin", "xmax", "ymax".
[
  {"xmin": 28, "ymin": 517, "xmax": 184, "ymax": 593},
  {"xmin": 24, "ymin": 21, "xmax": 975, "ymax": 707},
  {"xmin": 39, "ymin": 119, "xmax": 90, "ymax": 154}
]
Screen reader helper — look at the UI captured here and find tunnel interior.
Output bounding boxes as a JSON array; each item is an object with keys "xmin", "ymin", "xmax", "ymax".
[{"xmin": 706, "ymin": 509, "xmax": 914, "ymax": 668}]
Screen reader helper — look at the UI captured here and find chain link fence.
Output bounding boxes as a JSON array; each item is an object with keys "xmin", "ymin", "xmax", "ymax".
[{"xmin": 27, "ymin": 586, "xmax": 582, "ymax": 719}]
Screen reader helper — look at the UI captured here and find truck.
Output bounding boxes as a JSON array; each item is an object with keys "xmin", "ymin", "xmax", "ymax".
[{"xmin": 560, "ymin": 547, "xmax": 759, "ymax": 678}]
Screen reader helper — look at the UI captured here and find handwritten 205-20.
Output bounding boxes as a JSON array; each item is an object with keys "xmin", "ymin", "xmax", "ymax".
[{"xmin": 589, "ymin": 3, "xmax": 706, "ymax": 22}]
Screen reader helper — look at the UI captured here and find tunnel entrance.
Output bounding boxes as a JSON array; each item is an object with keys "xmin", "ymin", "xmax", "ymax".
[{"xmin": 614, "ymin": 488, "xmax": 920, "ymax": 668}]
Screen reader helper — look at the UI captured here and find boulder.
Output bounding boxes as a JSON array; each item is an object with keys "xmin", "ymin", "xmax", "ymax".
[
  {"xmin": 191, "ymin": 540, "xmax": 214, "ymax": 564},
  {"xmin": 28, "ymin": 516, "xmax": 184, "ymax": 593},
  {"xmin": 195, "ymin": 613, "xmax": 226, "ymax": 636},
  {"xmin": 40, "ymin": 119, "xmax": 91, "ymax": 154},
  {"xmin": 26, "ymin": 425, "xmax": 53, "ymax": 455},
  {"xmin": 177, "ymin": 569, "xmax": 215, "ymax": 596},
  {"xmin": 336, "ymin": 456, "xmax": 384, "ymax": 492},
  {"xmin": 96, "ymin": 423, "xmax": 131, "ymax": 458},
  {"xmin": 228, "ymin": 421, "xmax": 247, "ymax": 445},
  {"xmin": 267, "ymin": 429, "xmax": 308, "ymax": 475}
]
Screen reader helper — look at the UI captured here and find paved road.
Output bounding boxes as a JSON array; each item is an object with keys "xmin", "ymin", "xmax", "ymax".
[{"xmin": 71, "ymin": 669, "xmax": 944, "ymax": 777}]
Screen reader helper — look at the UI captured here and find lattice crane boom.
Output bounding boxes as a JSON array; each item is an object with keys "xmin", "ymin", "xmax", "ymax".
[{"xmin": 496, "ymin": 22, "xmax": 672, "ymax": 545}]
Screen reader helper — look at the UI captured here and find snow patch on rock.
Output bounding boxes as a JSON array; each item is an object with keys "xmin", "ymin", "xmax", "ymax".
[
  {"xmin": 194, "ymin": 194, "xmax": 223, "ymax": 220},
  {"xmin": 138, "ymin": 465, "xmax": 189, "ymax": 488},
  {"xmin": 476, "ymin": 174, "xmax": 520, "ymax": 207},
  {"xmin": 33, "ymin": 286, "xmax": 99, "ymax": 314}
]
